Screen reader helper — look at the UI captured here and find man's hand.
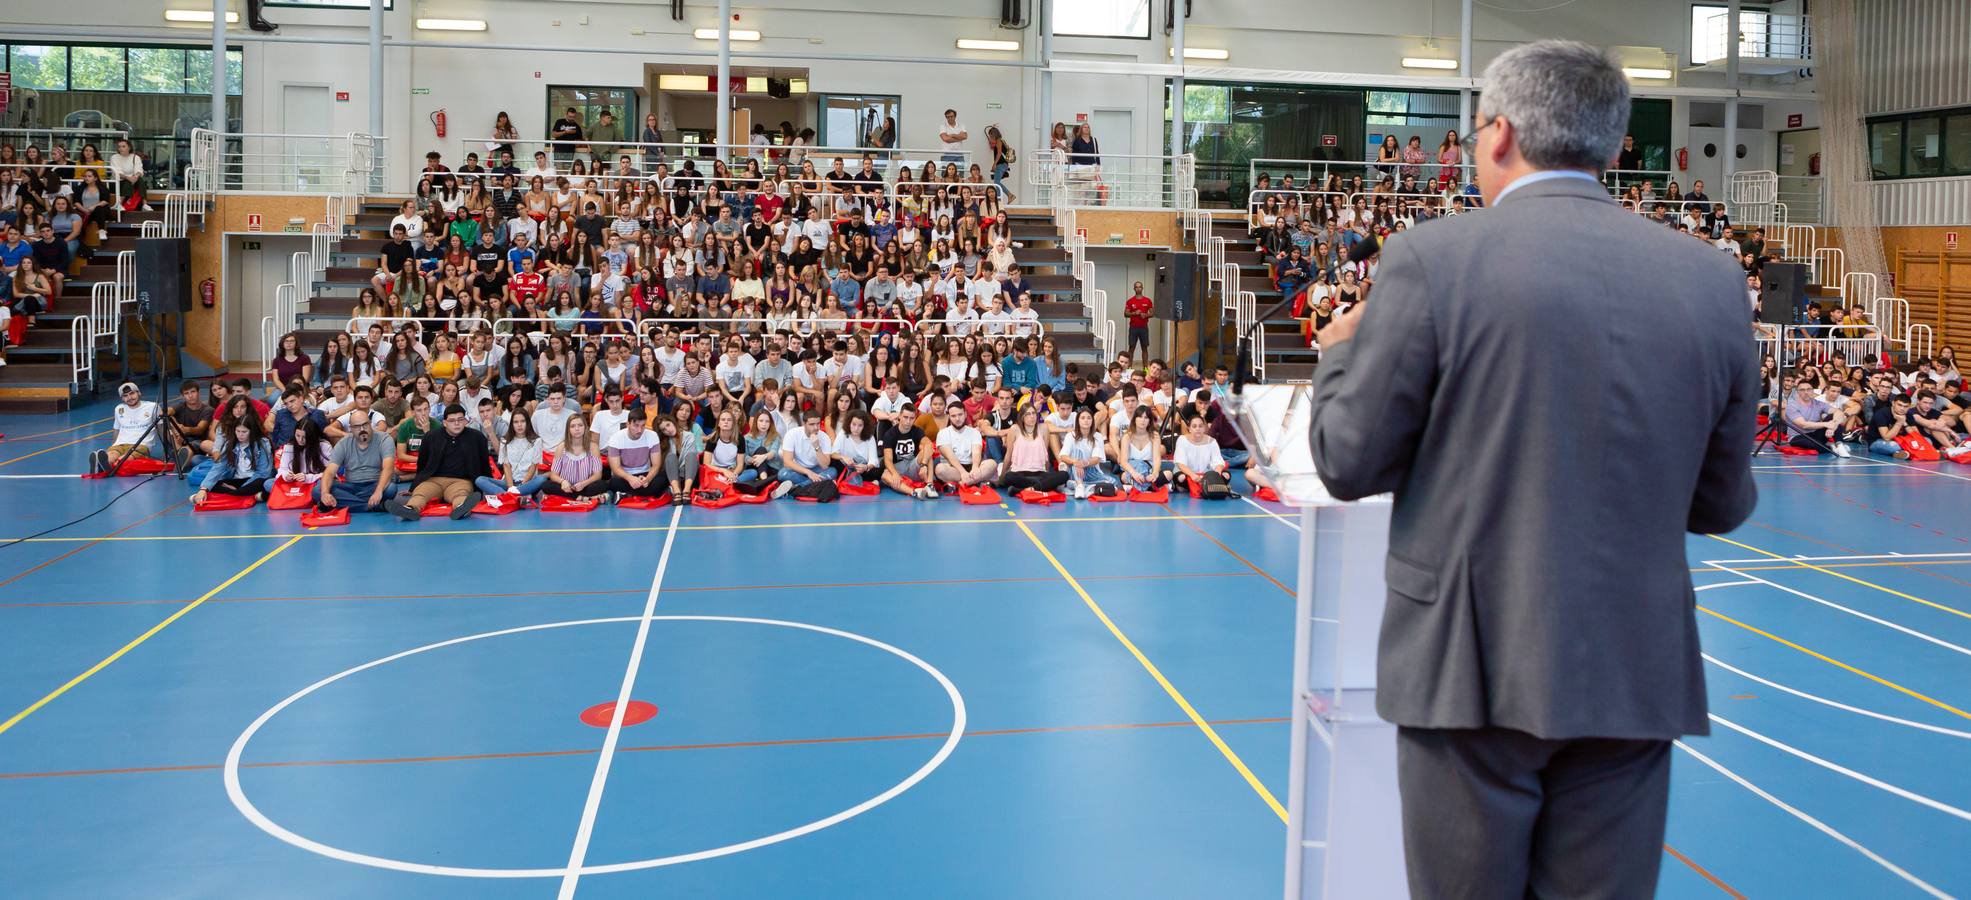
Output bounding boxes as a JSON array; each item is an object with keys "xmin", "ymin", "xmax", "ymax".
[
  {"xmin": 367, "ymin": 488, "xmax": 386, "ymax": 508},
  {"xmin": 321, "ymin": 492, "xmax": 339, "ymax": 509},
  {"xmin": 1315, "ymin": 301, "xmax": 1366, "ymax": 348}
]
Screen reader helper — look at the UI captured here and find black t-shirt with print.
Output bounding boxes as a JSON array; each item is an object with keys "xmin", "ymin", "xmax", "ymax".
[{"xmin": 879, "ymin": 424, "xmax": 924, "ymax": 463}]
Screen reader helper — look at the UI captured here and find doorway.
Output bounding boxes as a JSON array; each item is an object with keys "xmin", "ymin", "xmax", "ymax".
[{"xmin": 280, "ymin": 84, "xmax": 332, "ymax": 192}]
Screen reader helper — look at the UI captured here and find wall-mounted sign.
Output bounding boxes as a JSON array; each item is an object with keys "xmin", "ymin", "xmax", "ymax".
[
  {"xmin": 1787, "ymin": 113, "xmax": 1803, "ymax": 128},
  {"xmin": 411, "ymin": 87, "xmax": 431, "ymax": 95},
  {"xmin": 1948, "ymin": 232, "xmax": 1960, "ymax": 251},
  {"xmin": 1321, "ymin": 134, "xmax": 1338, "ymax": 147},
  {"xmin": 1137, "ymin": 228, "xmax": 1152, "ymax": 245},
  {"xmin": 335, "ymin": 91, "xmax": 349, "ymax": 102},
  {"xmin": 246, "ymin": 214, "xmax": 262, "ymax": 232}
]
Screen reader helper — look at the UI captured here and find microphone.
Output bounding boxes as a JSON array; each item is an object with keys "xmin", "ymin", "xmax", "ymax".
[{"xmin": 1233, "ymin": 233, "xmax": 1381, "ymax": 395}]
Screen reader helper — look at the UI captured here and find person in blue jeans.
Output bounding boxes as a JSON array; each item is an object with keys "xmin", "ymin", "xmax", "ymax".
[
  {"xmin": 190, "ymin": 417, "xmax": 275, "ymax": 506},
  {"xmin": 771, "ymin": 411, "xmax": 837, "ymax": 498},
  {"xmin": 476, "ymin": 410, "xmax": 549, "ymax": 506},
  {"xmin": 318, "ymin": 410, "xmax": 401, "ymax": 512},
  {"xmin": 1867, "ymin": 394, "xmax": 1914, "ymax": 459}
]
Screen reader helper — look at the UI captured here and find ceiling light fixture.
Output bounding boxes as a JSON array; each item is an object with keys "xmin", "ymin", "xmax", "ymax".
[
  {"xmin": 1400, "ymin": 57, "xmax": 1459, "ymax": 70},
  {"xmin": 955, "ymin": 38, "xmax": 1020, "ymax": 52},
  {"xmin": 694, "ymin": 28, "xmax": 761, "ymax": 41},
  {"xmin": 415, "ymin": 18, "xmax": 488, "ymax": 31}
]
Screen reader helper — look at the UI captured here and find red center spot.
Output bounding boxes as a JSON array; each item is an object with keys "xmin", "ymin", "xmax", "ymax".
[{"xmin": 580, "ymin": 700, "xmax": 658, "ymax": 728}]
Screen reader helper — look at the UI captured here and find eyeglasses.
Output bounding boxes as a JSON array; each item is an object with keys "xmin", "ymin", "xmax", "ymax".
[{"xmin": 1460, "ymin": 117, "xmax": 1503, "ymax": 158}]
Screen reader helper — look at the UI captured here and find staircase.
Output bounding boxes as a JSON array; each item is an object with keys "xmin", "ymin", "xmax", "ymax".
[
  {"xmin": 280, "ymin": 200, "xmax": 400, "ymax": 354},
  {"xmin": 1198, "ymin": 216, "xmax": 1314, "ymax": 382},
  {"xmin": 1005, "ymin": 208, "xmax": 1105, "ymax": 366},
  {"xmin": 0, "ymin": 211, "xmax": 174, "ymax": 413}
]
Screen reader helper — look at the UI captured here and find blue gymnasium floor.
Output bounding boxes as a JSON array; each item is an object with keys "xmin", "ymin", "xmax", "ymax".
[{"xmin": 2, "ymin": 397, "xmax": 1970, "ymax": 899}]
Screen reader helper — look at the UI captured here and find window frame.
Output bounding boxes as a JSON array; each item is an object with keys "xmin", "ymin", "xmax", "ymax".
[
  {"xmin": 1689, "ymin": 2, "xmax": 1773, "ymax": 66},
  {"xmin": 1867, "ymin": 107, "xmax": 1971, "ymax": 180},
  {"xmin": 1053, "ymin": 0, "xmax": 1154, "ymax": 40},
  {"xmin": 6, "ymin": 42, "xmax": 241, "ymax": 97},
  {"xmin": 262, "ymin": 0, "xmax": 395, "ymax": 9}
]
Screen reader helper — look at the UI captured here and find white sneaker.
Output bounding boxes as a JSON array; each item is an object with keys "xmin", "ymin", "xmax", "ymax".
[
  {"xmin": 1831, "ymin": 441, "xmax": 1853, "ymax": 458},
  {"xmin": 771, "ymin": 481, "xmax": 794, "ymax": 499}
]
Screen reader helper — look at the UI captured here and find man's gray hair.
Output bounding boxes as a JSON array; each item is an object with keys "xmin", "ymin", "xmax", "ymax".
[{"xmin": 1479, "ymin": 40, "xmax": 1630, "ymax": 171}]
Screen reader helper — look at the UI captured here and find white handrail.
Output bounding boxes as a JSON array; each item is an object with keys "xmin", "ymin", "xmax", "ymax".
[
  {"xmin": 1907, "ymin": 324, "xmax": 1935, "ymax": 361},
  {"xmin": 1756, "ymin": 323, "xmax": 1883, "ymax": 368},
  {"xmin": 1240, "ymin": 290, "xmax": 1260, "ymax": 380},
  {"xmin": 1844, "ymin": 273, "xmax": 1878, "ymax": 311},
  {"xmin": 1810, "ymin": 247, "xmax": 1845, "ymax": 291},
  {"xmin": 114, "ymin": 250, "xmax": 137, "ymax": 321},
  {"xmin": 89, "ymin": 281, "xmax": 119, "ymax": 353},
  {"xmin": 139, "ymin": 220, "xmax": 163, "ymax": 238},
  {"xmin": 70, "ymin": 315, "xmax": 94, "ymax": 391}
]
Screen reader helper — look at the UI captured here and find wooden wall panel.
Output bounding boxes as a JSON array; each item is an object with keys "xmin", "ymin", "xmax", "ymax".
[{"xmin": 184, "ymin": 195, "xmax": 336, "ymax": 370}]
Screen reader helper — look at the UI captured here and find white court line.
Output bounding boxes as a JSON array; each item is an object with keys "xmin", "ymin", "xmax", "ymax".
[
  {"xmin": 1239, "ymin": 495, "xmax": 1300, "ymax": 531},
  {"xmin": 1673, "ymin": 741, "xmax": 1950, "ymax": 899},
  {"xmin": 1705, "ymin": 551, "xmax": 1971, "ymax": 565},
  {"xmin": 557, "ymin": 504, "xmax": 684, "ymax": 900},
  {"xmin": 1704, "ymin": 562, "xmax": 1971, "ymax": 659},
  {"xmin": 1859, "ymin": 457, "xmax": 1971, "ymax": 484},
  {"xmin": 1703, "ymin": 654, "xmax": 1971, "ymax": 740},
  {"xmin": 1708, "ymin": 713, "xmax": 1971, "ymax": 823},
  {"xmin": 0, "ymin": 474, "xmax": 88, "ymax": 480},
  {"xmin": 1750, "ymin": 460, "xmax": 1894, "ymax": 470}
]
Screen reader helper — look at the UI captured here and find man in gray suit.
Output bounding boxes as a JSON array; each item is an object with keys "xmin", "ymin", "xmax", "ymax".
[{"xmin": 1308, "ymin": 41, "xmax": 1757, "ymax": 898}]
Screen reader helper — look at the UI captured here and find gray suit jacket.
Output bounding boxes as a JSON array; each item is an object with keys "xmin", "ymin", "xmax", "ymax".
[{"xmin": 1309, "ymin": 174, "xmax": 1757, "ymax": 741}]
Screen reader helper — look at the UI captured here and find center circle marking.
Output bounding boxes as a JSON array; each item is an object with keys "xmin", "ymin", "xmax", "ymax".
[{"xmin": 223, "ymin": 615, "xmax": 967, "ymax": 878}]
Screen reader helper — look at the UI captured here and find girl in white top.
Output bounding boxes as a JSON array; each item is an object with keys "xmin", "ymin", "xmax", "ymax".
[
  {"xmin": 1171, "ymin": 413, "xmax": 1228, "ymax": 487},
  {"xmin": 933, "ymin": 405, "xmax": 997, "ymax": 486},
  {"xmin": 275, "ymin": 418, "xmax": 334, "ymax": 485},
  {"xmin": 934, "ymin": 341, "xmax": 971, "ymax": 385},
  {"xmin": 833, "ymin": 411, "xmax": 881, "ymax": 484},
  {"xmin": 986, "ymin": 239, "xmax": 1017, "ymax": 279},
  {"xmin": 390, "ymin": 200, "xmax": 424, "ymax": 241},
  {"xmin": 1056, "ymin": 408, "xmax": 1115, "ymax": 491}
]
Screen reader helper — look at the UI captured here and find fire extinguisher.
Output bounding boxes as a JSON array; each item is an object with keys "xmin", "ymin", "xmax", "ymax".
[
  {"xmin": 1809, "ymin": 152, "xmax": 1822, "ymax": 176},
  {"xmin": 1676, "ymin": 147, "xmax": 1688, "ymax": 171},
  {"xmin": 200, "ymin": 277, "xmax": 216, "ymax": 308},
  {"xmin": 430, "ymin": 109, "xmax": 447, "ymax": 138}
]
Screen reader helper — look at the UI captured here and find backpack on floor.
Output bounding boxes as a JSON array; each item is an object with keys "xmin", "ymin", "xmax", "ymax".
[
  {"xmin": 268, "ymin": 481, "xmax": 315, "ymax": 510},
  {"xmin": 791, "ymin": 479, "xmax": 840, "ymax": 503},
  {"xmin": 299, "ymin": 506, "xmax": 351, "ymax": 528},
  {"xmin": 1198, "ymin": 470, "xmax": 1233, "ymax": 500},
  {"xmin": 1897, "ymin": 432, "xmax": 1941, "ymax": 461}
]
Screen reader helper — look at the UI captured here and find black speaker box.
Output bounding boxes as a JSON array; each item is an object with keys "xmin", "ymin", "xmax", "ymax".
[
  {"xmin": 1760, "ymin": 261, "xmax": 1806, "ymax": 326},
  {"xmin": 1154, "ymin": 252, "xmax": 1199, "ymax": 322},
  {"xmin": 135, "ymin": 237, "xmax": 192, "ymax": 315},
  {"xmin": 766, "ymin": 77, "xmax": 791, "ymax": 99}
]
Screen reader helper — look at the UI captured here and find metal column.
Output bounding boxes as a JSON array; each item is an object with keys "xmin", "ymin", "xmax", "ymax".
[
  {"xmin": 1169, "ymin": 0, "xmax": 1184, "ymax": 157},
  {"xmin": 210, "ymin": 0, "xmax": 227, "ymax": 134},
  {"xmin": 369, "ymin": 0, "xmax": 384, "ymax": 139},
  {"xmin": 716, "ymin": 0, "xmax": 732, "ymax": 149},
  {"xmin": 1723, "ymin": 0, "xmax": 1741, "ymax": 181},
  {"xmin": 1038, "ymin": 0, "xmax": 1053, "ymax": 149},
  {"xmin": 1458, "ymin": 0, "xmax": 1473, "ymax": 140}
]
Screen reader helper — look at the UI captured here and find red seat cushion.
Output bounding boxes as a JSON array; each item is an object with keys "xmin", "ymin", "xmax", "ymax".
[
  {"xmin": 299, "ymin": 507, "xmax": 351, "ymax": 528},
  {"xmin": 420, "ymin": 501, "xmax": 454, "ymax": 517},
  {"xmin": 267, "ymin": 481, "xmax": 315, "ymax": 510},
  {"xmin": 539, "ymin": 495, "xmax": 601, "ymax": 512},
  {"xmin": 837, "ymin": 474, "xmax": 881, "ymax": 496},
  {"xmin": 113, "ymin": 456, "xmax": 175, "ymax": 476},
  {"xmin": 617, "ymin": 494, "xmax": 673, "ymax": 510},
  {"xmin": 1087, "ymin": 488, "xmax": 1130, "ymax": 503},
  {"xmin": 958, "ymin": 485, "xmax": 1001, "ymax": 505},
  {"xmin": 1127, "ymin": 487, "xmax": 1169, "ymax": 503},
  {"xmin": 472, "ymin": 496, "xmax": 521, "ymax": 515},
  {"xmin": 1017, "ymin": 488, "xmax": 1067, "ymax": 505},
  {"xmin": 1254, "ymin": 486, "xmax": 1280, "ymax": 502},
  {"xmin": 195, "ymin": 493, "xmax": 259, "ymax": 512}
]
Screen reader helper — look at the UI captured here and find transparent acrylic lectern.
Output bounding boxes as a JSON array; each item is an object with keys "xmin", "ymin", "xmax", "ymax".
[{"xmin": 1221, "ymin": 384, "xmax": 1407, "ymax": 900}]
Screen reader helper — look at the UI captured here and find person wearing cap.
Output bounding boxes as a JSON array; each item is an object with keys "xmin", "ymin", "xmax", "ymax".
[
  {"xmin": 386, "ymin": 403, "xmax": 491, "ymax": 520},
  {"xmin": 92, "ymin": 382, "xmax": 160, "ymax": 474}
]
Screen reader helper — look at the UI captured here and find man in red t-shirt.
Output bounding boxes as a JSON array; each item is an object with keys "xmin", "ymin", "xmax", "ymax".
[{"xmin": 1123, "ymin": 282, "xmax": 1153, "ymax": 363}]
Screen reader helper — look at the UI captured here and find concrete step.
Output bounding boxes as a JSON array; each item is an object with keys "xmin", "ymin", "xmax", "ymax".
[
  {"xmin": 1259, "ymin": 362, "xmax": 1316, "ymax": 382},
  {"xmin": 1026, "ymin": 274, "xmax": 1077, "ymax": 291}
]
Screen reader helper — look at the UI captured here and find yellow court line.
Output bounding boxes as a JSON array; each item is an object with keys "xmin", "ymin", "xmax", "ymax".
[
  {"xmin": 0, "ymin": 536, "xmax": 303, "ymax": 737},
  {"xmin": 1708, "ymin": 534, "xmax": 1971, "ymax": 622},
  {"xmin": 0, "ymin": 512, "xmax": 1279, "ymax": 544},
  {"xmin": 0, "ymin": 430, "xmax": 111, "ymax": 468},
  {"xmin": 1696, "ymin": 605, "xmax": 1971, "ymax": 722},
  {"xmin": 1688, "ymin": 559, "xmax": 1971, "ymax": 575},
  {"xmin": 1008, "ymin": 512, "xmax": 1289, "ymax": 823}
]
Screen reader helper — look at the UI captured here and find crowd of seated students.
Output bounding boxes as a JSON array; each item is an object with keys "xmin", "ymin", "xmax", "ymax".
[
  {"xmin": 0, "ymin": 138, "xmax": 153, "ymax": 362},
  {"xmin": 97, "ymin": 321, "xmax": 1272, "ymax": 517},
  {"xmin": 1766, "ymin": 343, "xmax": 1971, "ymax": 461}
]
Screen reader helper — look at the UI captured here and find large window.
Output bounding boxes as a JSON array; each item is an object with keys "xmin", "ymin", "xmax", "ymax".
[
  {"xmin": 816, "ymin": 94, "xmax": 899, "ymax": 149},
  {"xmin": 544, "ymin": 87, "xmax": 637, "ymax": 148},
  {"xmin": 265, "ymin": 0, "xmax": 393, "ymax": 8},
  {"xmin": 1690, "ymin": 4, "xmax": 1771, "ymax": 65},
  {"xmin": 1868, "ymin": 107, "xmax": 1971, "ymax": 179},
  {"xmin": 6, "ymin": 43, "xmax": 241, "ymax": 97},
  {"xmin": 1055, "ymin": 0, "xmax": 1151, "ymax": 38}
]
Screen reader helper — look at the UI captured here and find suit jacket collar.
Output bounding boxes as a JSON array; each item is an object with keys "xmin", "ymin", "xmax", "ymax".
[{"xmin": 1495, "ymin": 172, "xmax": 1613, "ymax": 207}]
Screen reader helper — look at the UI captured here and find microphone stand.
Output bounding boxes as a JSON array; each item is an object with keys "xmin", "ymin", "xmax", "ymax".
[{"xmin": 1232, "ymin": 232, "xmax": 1380, "ymax": 396}]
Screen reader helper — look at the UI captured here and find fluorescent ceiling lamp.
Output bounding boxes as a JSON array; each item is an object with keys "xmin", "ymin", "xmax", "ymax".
[
  {"xmin": 657, "ymin": 74, "xmax": 711, "ymax": 91},
  {"xmin": 788, "ymin": 78, "xmax": 808, "ymax": 94},
  {"xmin": 745, "ymin": 76, "xmax": 768, "ymax": 93},
  {"xmin": 694, "ymin": 28, "xmax": 761, "ymax": 41},
  {"xmin": 416, "ymin": 18, "xmax": 487, "ymax": 31},
  {"xmin": 164, "ymin": 8, "xmax": 239, "ymax": 23},
  {"xmin": 1622, "ymin": 67, "xmax": 1673, "ymax": 79},
  {"xmin": 1169, "ymin": 47, "xmax": 1230, "ymax": 61},
  {"xmin": 955, "ymin": 38, "xmax": 1020, "ymax": 52},
  {"xmin": 1400, "ymin": 57, "xmax": 1458, "ymax": 70}
]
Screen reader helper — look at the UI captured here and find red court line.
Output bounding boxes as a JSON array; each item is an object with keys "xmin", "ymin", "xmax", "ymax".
[
  {"xmin": 0, "ymin": 716, "xmax": 1290, "ymax": 780},
  {"xmin": 0, "ymin": 570, "xmax": 1256, "ymax": 609},
  {"xmin": 0, "ymin": 418, "xmax": 112, "ymax": 443},
  {"xmin": 1161, "ymin": 502, "xmax": 1295, "ymax": 597},
  {"xmin": 1663, "ymin": 842, "xmax": 1748, "ymax": 899},
  {"xmin": 0, "ymin": 499, "xmax": 186, "ymax": 590}
]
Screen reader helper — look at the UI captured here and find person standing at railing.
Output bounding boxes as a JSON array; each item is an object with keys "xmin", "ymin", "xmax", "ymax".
[
  {"xmin": 938, "ymin": 109, "xmax": 969, "ymax": 165},
  {"xmin": 640, "ymin": 114, "xmax": 665, "ymax": 171},
  {"xmin": 491, "ymin": 111, "xmax": 519, "ymax": 160},
  {"xmin": 985, "ymin": 125, "xmax": 1017, "ymax": 204},
  {"xmin": 550, "ymin": 107, "xmax": 585, "ymax": 167},
  {"xmin": 1437, "ymin": 130, "xmax": 1463, "ymax": 187},
  {"xmin": 1615, "ymin": 133, "xmax": 1642, "ymax": 188}
]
